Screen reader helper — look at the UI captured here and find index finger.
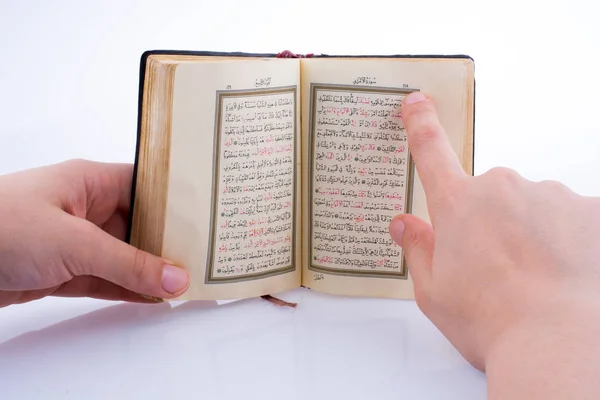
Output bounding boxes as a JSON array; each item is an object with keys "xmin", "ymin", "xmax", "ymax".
[{"xmin": 401, "ymin": 92, "xmax": 467, "ymax": 203}]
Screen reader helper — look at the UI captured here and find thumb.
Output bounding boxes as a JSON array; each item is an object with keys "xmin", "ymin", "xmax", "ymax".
[
  {"xmin": 389, "ymin": 214, "xmax": 434, "ymax": 288},
  {"xmin": 66, "ymin": 219, "xmax": 190, "ymax": 299}
]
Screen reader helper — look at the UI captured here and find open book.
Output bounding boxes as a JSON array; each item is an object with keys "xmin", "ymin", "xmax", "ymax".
[{"xmin": 126, "ymin": 50, "xmax": 475, "ymax": 301}]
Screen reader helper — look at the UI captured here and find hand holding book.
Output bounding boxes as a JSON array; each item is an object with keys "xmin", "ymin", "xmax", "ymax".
[{"xmin": 0, "ymin": 160, "xmax": 190, "ymax": 307}]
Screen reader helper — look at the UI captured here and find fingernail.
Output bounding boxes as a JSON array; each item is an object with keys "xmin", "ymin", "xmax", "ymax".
[
  {"xmin": 140, "ymin": 294, "xmax": 164, "ymax": 303},
  {"xmin": 389, "ymin": 217, "xmax": 405, "ymax": 246},
  {"xmin": 161, "ymin": 265, "xmax": 189, "ymax": 294},
  {"xmin": 404, "ymin": 92, "xmax": 427, "ymax": 105}
]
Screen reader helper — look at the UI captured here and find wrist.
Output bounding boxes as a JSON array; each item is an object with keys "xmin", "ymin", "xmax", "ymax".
[{"xmin": 485, "ymin": 299, "xmax": 600, "ymax": 400}]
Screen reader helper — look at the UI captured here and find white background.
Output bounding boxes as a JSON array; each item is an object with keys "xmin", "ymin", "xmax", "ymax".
[{"xmin": 0, "ymin": 0, "xmax": 598, "ymax": 399}]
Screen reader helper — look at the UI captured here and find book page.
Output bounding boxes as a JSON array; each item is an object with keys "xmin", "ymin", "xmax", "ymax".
[
  {"xmin": 300, "ymin": 58, "xmax": 474, "ymax": 299},
  {"xmin": 162, "ymin": 58, "xmax": 302, "ymax": 300}
]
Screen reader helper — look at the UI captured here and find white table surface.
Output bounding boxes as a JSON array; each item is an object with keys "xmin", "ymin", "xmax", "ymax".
[{"xmin": 1, "ymin": 1, "xmax": 598, "ymax": 399}]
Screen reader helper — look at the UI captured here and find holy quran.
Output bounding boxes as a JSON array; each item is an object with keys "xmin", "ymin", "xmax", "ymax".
[{"xmin": 127, "ymin": 50, "xmax": 475, "ymax": 301}]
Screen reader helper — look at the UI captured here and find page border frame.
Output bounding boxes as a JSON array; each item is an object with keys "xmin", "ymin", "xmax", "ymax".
[
  {"xmin": 205, "ymin": 85, "xmax": 298, "ymax": 284},
  {"xmin": 307, "ymin": 83, "xmax": 417, "ymax": 280}
]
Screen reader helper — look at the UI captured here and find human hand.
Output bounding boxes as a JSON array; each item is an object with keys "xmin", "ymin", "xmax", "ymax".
[
  {"xmin": 390, "ymin": 92, "xmax": 600, "ymax": 397},
  {"xmin": 0, "ymin": 160, "xmax": 190, "ymax": 307}
]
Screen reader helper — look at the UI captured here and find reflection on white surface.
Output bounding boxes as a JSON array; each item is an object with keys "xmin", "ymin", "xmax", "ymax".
[{"xmin": 0, "ymin": 289, "xmax": 485, "ymax": 399}]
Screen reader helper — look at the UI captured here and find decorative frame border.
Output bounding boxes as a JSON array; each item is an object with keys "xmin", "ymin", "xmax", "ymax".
[
  {"xmin": 307, "ymin": 83, "xmax": 417, "ymax": 279},
  {"xmin": 205, "ymin": 86, "xmax": 298, "ymax": 283}
]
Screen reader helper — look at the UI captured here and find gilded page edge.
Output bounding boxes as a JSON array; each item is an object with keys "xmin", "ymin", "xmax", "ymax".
[
  {"xmin": 462, "ymin": 61, "xmax": 476, "ymax": 176},
  {"xmin": 130, "ymin": 60, "xmax": 177, "ymax": 257}
]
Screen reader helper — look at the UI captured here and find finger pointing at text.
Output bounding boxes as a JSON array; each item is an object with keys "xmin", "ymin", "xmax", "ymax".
[{"xmin": 400, "ymin": 91, "xmax": 467, "ymax": 220}]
